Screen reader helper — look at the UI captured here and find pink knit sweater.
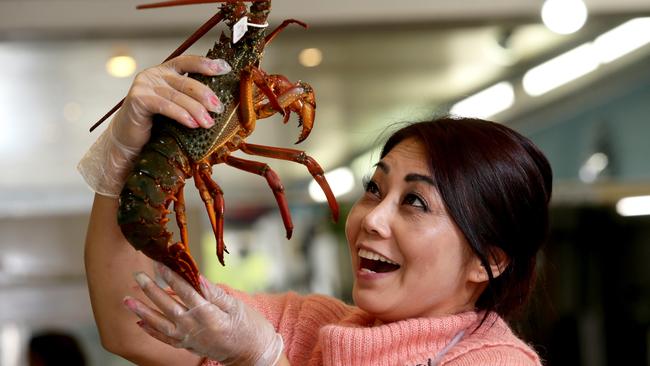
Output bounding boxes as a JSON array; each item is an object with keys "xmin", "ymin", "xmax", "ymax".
[{"xmin": 203, "ymin": 288, "xmax": 542, "ymax": 366}]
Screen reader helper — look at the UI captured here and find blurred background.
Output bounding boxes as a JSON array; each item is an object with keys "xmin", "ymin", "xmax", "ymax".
[{"xmin": 1, "ymin": 0, "xmax": 649, "ymax": 365}]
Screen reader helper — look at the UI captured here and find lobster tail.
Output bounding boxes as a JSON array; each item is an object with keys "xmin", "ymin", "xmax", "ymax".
[{"xmin": 118, "ymin": 132, "xmax": 203, "ymax": 292}]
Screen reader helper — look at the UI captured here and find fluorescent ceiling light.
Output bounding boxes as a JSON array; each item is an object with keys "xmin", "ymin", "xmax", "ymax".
[
  {"xmin": 0, "ymin": 324, "xmax": 22, "ymax": 366},
  {"xmin": 450, "ymin": 82, "xmax": 514, "ymax": 119},
  {"xmin": 309, "ymin": 167, "xmax": 355, "ymax": 202},
  {"xmin": 578, "ymin": 152, "xmax": 608, "ymax": 183},
  {"xmin": 523, "ymin": 43, "xmax": 599, "ymax": 97},
  {"xmin": 541, "ymin": 0, "xmax": 588, "ymax": 35},
  {"xmin": 616, "ymin": 195, "xmax": 650, "ymax": 217},
  {"xmin": 594, "ymin": 18, "xmax": 650, "ymax": 64}
]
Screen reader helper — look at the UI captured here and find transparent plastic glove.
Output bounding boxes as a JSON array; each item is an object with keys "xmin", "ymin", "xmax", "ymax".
[
  {"xmin": 77, "ymin": 55, "xmax": 231, "ymax": 197},
  {"xmin": 124, "ymin": 262, "xmax": 283, "ymax": 366}
]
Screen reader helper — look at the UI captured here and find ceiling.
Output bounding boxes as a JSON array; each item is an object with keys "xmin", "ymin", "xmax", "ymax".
[
  {"xmin": 1, "ymin": 0, "xmax": 649, "ymax": 217},
  {"xmin": 2, "ymin": 0, "xmax": 650, "ymax": 35}
]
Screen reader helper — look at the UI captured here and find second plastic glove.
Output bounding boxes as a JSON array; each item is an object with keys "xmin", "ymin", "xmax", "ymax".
[{"xmin": 125, "ymin": 262, "xmax": 284, "ymax": 366}]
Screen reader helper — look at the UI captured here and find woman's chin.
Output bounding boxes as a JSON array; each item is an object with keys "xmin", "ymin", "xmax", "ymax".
[{"xmin": 353, "ymin": 286, "xmax": 394, "ymax": 321}]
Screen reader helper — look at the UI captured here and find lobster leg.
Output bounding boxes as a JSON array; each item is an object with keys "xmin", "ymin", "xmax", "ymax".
[
  {"xmin": 174, "ymin": 187, "xmax": 190, "ymax": 253},
  {"xmin": 223, "ymin": 155, "xmax": 294, "ymax": 239},
  {"xmin": 248, "ymin": 67, "xmax": 285, "ymax": 116},
  {"xmin": 163, "ymin": 241, "xmax": 202, "ymax": 294},
  {"xmin": 152, "ymin": 199, "xmax": 202, "ymax": 293},
  {"xmin": 264, "ymin": 19, "xmax": 308, "ymax": 45},
  {"xmin": 238, "ymin": 66, "xmax": 288, "ymax": 133},
  {"xmin": 239, "ymin": 142, "xmax": 339, "ymax": 222},
  {"xmin": 255, "ymin": 81, "xmax": 316, "ymax": 143},
  {"xmin": 198, "ymin": 164, "xmax": 228, "ymax": 266},
  {"xmin": 193, "ymin": 163, "xmax": 228, "ymax": 266}
]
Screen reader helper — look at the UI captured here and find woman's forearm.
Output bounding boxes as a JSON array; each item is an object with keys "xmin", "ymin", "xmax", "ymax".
[{"xmin": 84, "ymin": 194, "xmax": 200, "ymax": 365}]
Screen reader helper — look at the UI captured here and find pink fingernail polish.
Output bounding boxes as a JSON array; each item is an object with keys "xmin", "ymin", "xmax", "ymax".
[
  {"xmin": 123, "ymin": 297, "xmax": 137, "ymax": 311},
  {"xmin": 209, "ymin": 95, "xmax": 224, "ymax": 114},
  {"xmin": 188, "ymin": 116, "xmax": 200, "ymax": 128},
  {"xmin": 204, "ymin": 111, "xmax": 214, "ymax": 127}
]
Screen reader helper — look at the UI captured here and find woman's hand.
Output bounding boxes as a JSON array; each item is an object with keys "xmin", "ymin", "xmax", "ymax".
[
  {"xmin": 124, "ymin": 262, "xmax": 284, "ymax": 366},
  {"xmin": 114, "ymin": 55, "xmax": 230, "ymax": 150},
  {"xmin": 78, "ymin": 55, "xmax": 231, "ymax": 197}
]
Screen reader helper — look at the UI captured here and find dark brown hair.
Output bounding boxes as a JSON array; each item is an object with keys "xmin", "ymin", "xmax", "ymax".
[{"xmin": 380, "ymin": 116, "xmax": 552, "ymax": 319}]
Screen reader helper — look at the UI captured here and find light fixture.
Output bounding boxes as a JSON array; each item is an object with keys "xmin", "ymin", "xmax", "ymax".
[
  {"xmin": 578, "ymin": 152, "xmax": 608, "ymax": 183},
  {"xmin": 309, "ymin": 167, "xmax": 354, "ymax": 202},
  {"xmin": 593, "ymin": 17, "xmax": 650, "ymax": 64},
  {"xmin": 106, "ymin": 55, "xmax": 137, "ymax": 78},
  {"xmin": 616, "ymin": 195, "xmax": 650, "ymax": 217},
  {"xmin": 522, "ymin": 43, "xmax": 599, "ymax": 96},
  {"xmin": 298, "ymin": 48, "xmax": 323, "ymax": 68},
  {"xmin": 541, "ymin": 0, "xmax": 588, "ymax": 35},
  {"xmin": 450, "ymin": 82, "xmax": 514, "ymax": 119},
  {"xmin": 0, "ymin": 324, "xmax": 21, "ymax": 366}
]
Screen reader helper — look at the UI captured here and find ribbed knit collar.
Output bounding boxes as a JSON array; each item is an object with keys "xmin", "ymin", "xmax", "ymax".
[{"xmin": 315, "ymin": 309, "xmax": 482, "ymax": 365}]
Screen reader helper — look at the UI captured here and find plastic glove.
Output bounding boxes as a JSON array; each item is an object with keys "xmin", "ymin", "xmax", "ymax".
[
  {"xmin": 78, "ymin": 55, "xmax": 231, "ymax": 197},
  {"xmin": 124, "ymin": 262, "xmax": 284, "ymax": 366}
]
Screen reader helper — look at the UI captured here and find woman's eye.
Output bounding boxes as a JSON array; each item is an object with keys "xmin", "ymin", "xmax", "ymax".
[
  {"xmin": 363, "ymin": 178, "xmax": 380, "ymax": 196},
  {"xmin": 403, "ymin": 193, "xmax": 428, "ymax": 210}
]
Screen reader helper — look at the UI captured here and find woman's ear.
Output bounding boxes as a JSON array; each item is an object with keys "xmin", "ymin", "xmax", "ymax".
[{"xmin": 468, "ymin": 248, "xmax": 509, "ymax": 283}]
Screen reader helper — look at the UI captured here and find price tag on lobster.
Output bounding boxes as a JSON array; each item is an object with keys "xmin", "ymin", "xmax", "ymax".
[{"xmin": 232, "ymin": 16, "xmax": 249, "ymax": 43}]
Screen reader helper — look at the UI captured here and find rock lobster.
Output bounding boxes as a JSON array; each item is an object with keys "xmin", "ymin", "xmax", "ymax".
[{"xmin": 90, "ymin": 0, "xmax": 339, "ymax": 293}]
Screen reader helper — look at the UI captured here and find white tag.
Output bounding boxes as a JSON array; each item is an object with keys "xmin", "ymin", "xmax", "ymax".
[{"xmin": 232, "ymin": 16, "xmax": 248, "ymax": 44}]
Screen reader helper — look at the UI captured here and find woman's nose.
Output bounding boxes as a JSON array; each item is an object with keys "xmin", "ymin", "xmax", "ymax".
[{"xmin": 361, "ymin": 200, "xmax": 392, "ymax": 238}]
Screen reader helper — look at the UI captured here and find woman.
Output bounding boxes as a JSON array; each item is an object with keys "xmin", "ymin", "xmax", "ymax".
[{"xmin": 80, "ymin": 55, "xmax": 551, "ymax": 366}]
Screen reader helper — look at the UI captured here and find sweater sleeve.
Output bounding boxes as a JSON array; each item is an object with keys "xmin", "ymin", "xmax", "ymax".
[{"xmin": 203, "ymin": 286, "xmax": 352, "ymax": 366}]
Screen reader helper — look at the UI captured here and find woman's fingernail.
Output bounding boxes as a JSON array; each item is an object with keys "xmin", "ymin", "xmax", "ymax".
[
  {"xmin": 203, "ymin": 111, "xmax": 214, "ymax": 127},
  {"xmin": 123, "ymin": 296, "xmax": 138, "ymax": 312},
  {"xmin": 188, "ymin": 115, "xmax": 200, "ymax": 128},
  {"xmin": 214, "ymin": 101, "xmax": 224, "ymax": 114},
  {"xmin": 134, "ymin": 272, "xmax": 150, "ymax": 288},
  {"xmin": 209, "ymin": 94, "xmax": 219, "ymax": 105},
  {"xmin": 208, "ymin": 94, "xmax": 224, "ymax": 114},
  {"xmin": 209, "ymin": 59, "xmax": 231, "ymax": 75},
  {"xmin": 154, "ymin": 261, "xmax": 165, "ymax": 275}
]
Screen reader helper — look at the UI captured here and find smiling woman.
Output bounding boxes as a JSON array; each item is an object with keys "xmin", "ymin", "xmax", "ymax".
[
  {"xmin": 81, "ymin": 58, "xmax": 551, "ymax": 366},
  {"xmin": 347, "ymin": 137, "xmax": 484, "ymax": 323}
]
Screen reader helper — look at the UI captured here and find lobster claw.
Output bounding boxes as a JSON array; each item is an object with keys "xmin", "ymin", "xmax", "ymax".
[
  {"xmin": 292, "ymin": 82, "xmax": 315, "ymax": 144},
  {"xmin": 295, "ymin": 101, "xmax": 314, "ymax": 144}
]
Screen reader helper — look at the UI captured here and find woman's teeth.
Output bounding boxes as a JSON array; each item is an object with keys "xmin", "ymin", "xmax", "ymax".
[
  {"xmin": 358, "ymin": 248, "xmax": 401, "ymax": 274},
  {"xmin": 358, "ymin": 248, "xmax": 398, "ymax": 265}
]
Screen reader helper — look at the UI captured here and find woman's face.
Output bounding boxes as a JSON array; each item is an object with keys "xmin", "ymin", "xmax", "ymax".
[{"xmin": 345, "ymin": 138, "xmax": 484, "ymax": 322}]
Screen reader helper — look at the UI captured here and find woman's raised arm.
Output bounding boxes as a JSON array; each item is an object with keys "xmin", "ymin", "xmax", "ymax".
[
  {"xmin": 85, "ymin": 194, "xmax": 202, "ymax": 365},
  {"xmin": 81, "ymin": 55, "xmax": 231, "ymax": 365}
]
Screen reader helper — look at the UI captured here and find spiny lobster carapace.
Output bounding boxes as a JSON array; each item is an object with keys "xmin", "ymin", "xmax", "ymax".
[{"xmin": 91, "ymin": 0, "xmax": 339, "ymax": 293}]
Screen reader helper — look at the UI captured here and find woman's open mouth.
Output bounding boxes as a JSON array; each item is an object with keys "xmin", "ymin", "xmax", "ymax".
[{"xmin": 358, "ymin": 248, "xmax": 401, "ymax": 273}]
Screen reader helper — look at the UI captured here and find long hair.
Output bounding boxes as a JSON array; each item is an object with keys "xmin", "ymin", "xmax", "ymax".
[{"xmin": 380, "ymin": 116, "xmax": 553, "ymax": 319}]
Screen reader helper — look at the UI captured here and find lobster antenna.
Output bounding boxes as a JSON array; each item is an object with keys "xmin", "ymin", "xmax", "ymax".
[
  {"xmin": 89, "ymin": 0, "xmax": 266, "ymax": 132},
  {"xmin": 137, "ymin": 0, "xmax": 265, "ymax": 9},
  {"xmin": 89, "ymin": 11, "xmax": 225, "ymax": 132}
]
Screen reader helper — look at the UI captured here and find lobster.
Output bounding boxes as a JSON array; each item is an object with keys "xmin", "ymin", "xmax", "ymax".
[{"xmin": 91, "ymin": 0, "xmax": 339, "ymax": 293}]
